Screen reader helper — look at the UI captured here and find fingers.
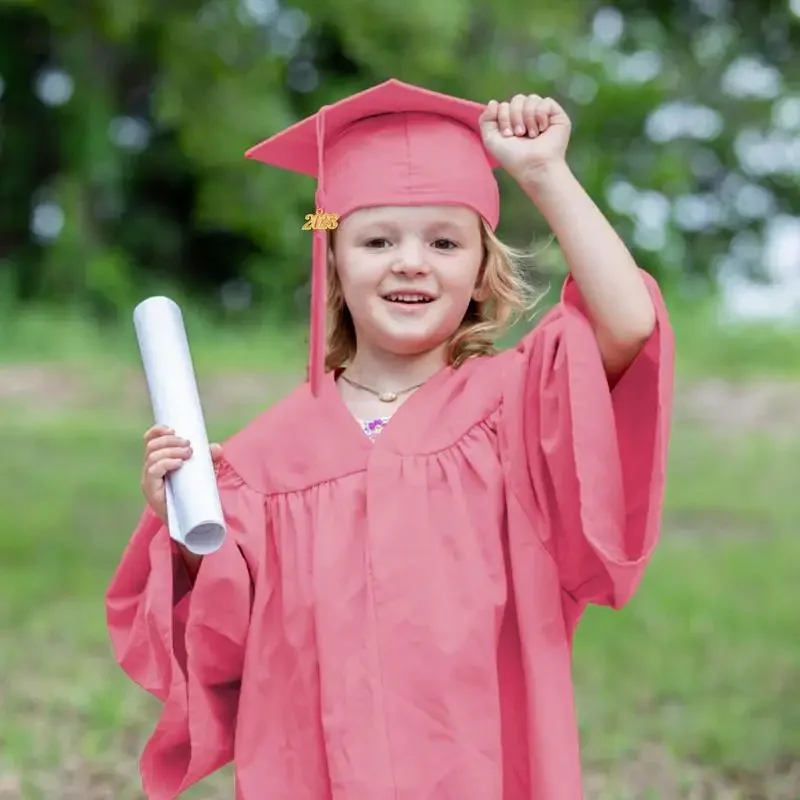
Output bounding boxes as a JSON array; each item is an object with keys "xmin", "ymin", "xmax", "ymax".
[
  {"xmin": 479, "ymin": 99, "xmax": 499, "ymax": 125},
  {"xmin": 495, "ymin": 95, "xmax": 539, "ymax": 138},
  {"xmin": 143, "ymin": 427, "xmax": 188, "ymax": 482},
  {"xmin": 143, "ymin": 439, "xmax": 192, "ymax": 482},
  {"xmin": 143, "ymin": 428, "xmax": 223, "ymax": 470},
  {"xmin": 145, "ymin": 445, "xmax": 192, "ymax": 469},
  {"xmin": 509, "ymin": 94, "xmax": 528, "ymax": 136},
  {"xmin": 143, "ymin": 427, "xmax": 222, "ymax": 457},
  {"xmin": 522, "ymin": 95, "xmax": 543, "ymax": 137},
  {"xmin": 534, "ymin": 97, "xmax": 563, "ymax": 136},
  {"xmin": 145, "ymin": 455, "xmax": 187, "ymax": 480},
  {"xmin": 145, "ymin": 434, "xmax": 188, "ymax": 458},
  {"xmin": 496, "ymin": 101, "xmax": 512, "ymax": 137},
  {"xmin": 488, "ymin": 93, "xmax": 564, "ymax": 138},
  {"xmin": 514, "ymin": 94, "xmax": 542, "ymax": 137},
  {"xmin": 144, "ymin": 424, "xmax": 173, "ymax": 442}
]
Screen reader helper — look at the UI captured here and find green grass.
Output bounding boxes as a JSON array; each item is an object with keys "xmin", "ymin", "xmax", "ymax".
[
  {"xmin": 1, "ymin": 305, "xmax": 799, "ymax": 798},
  {"xmin": 668, "ymin": 300, "xmax": 800, "ymax": 381},
  {"xmin": 574, "ymin": 426, "xmax": 800, "ymax": 789},
  {"xmin": 0, "ymin": 301, "xmax": 309, "ymax": 374}
]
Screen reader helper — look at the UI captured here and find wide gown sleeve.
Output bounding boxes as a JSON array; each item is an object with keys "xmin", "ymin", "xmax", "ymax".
[
  {"xmin": 105, "ymin": 459, "xmax": 263, "ymax": 799},
  {"xmin": 502, "ymin": 271, "xmax": 674, "ymax": 613}
]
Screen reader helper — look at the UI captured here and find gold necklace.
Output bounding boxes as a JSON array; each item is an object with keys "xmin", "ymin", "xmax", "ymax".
[{"xmin": 339, "ymin": 373, "xmax": 428, "ymax": 403}]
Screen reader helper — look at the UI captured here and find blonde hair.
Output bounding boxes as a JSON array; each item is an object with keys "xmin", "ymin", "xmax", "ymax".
[{"xmin": 325, "ymin": 218, "xmax": 544, "ymax": 371}]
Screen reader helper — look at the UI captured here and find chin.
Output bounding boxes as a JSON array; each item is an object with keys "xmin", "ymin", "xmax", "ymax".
[
  {"xmin": 358, "ymin": 309, "xmax": 461, "ymax": 357},
  {"xmin": 376, "ymin": 326, "xmax": 455, "ymax": 357},
  {"xmin": 384, "ymin": 339, "xmax": 442, "ymax": 357}
]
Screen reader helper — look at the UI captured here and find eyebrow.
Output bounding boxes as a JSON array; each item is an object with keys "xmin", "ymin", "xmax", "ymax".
[
  {"xmin": 426, "ymin": 220, "xmax": 471, "ymax": 237},
  {"xmin": 356, "ymin": 226, "xmax": 395, "ymax": 239}
]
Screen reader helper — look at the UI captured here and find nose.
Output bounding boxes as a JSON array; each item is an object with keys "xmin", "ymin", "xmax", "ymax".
[{"xmin": 391, "ymin": 239, "xmax": 429, "ymax": 276}]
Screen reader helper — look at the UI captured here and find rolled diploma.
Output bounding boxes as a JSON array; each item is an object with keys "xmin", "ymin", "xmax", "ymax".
[{"xmin": 133, "ymin": 297, "xmax": 226, "ymax": 555}]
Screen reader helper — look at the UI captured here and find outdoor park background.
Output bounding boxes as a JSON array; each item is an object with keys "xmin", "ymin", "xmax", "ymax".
[{"xmin": 1, "ymin": 0, "xmax": 800, "ymax": 797}]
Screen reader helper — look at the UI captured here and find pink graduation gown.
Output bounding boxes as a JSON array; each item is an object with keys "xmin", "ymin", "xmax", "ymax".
[{"xmin": 106, "ymin": 273, "xmax": 674, "ymax": 800}]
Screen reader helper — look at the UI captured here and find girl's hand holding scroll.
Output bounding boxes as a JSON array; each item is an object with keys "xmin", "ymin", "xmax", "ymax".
[{"xmin": 141, "ymin": 424, "xmax": 224, "ymax": 524}]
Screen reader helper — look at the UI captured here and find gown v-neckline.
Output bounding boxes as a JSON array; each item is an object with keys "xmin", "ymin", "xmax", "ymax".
[{"xmin": 322, "ymin": 367, "xmax": 452, "ymax": 452}]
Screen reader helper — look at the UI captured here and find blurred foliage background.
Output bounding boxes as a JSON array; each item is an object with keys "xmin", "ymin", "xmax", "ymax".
[
  {"xmin": 1, "ymin": 0, "xmax": 800, "ymax": 798},
  {"xmin": 3, "ymin": 0, "xmax": 800, "ymax": 324}
]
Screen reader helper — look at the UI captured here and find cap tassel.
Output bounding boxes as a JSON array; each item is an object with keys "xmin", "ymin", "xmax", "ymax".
[
  {"xmin": 306, "ymin": 106, "xmax": 330, "ymax": 397},
  {"xmin": 308, "ymin": 210, "xmax": 327, "ymax": 397}
]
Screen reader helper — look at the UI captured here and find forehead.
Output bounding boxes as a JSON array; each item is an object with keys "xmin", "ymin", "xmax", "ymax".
[{"xmin": 342, "ymin": 205, "xmax": 481, "ymax": 229}]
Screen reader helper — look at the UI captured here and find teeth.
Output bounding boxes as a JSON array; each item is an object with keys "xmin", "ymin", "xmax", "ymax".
[{"xmin": 385, "ymin": 294, "xmax": 431, "ymax": 303}]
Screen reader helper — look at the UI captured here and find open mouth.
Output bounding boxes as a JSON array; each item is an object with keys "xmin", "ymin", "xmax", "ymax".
[{"xmin": 382, "ymin": 293, "xmax": 435, "ymax": 305}]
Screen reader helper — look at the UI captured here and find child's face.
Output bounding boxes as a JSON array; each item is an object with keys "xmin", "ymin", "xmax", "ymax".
[{"xmin": 332, "ymin": 205, "xmax": 484, "ymax": 358}]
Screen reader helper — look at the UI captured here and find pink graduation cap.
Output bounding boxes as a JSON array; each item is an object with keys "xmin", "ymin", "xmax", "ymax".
[{"xmin": 245, "ymin": 78, "xmax": 501, "ymax": 396}]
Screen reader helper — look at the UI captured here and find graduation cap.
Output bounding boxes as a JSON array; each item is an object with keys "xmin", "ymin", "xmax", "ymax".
[{"xmin": 245, "ymin": 78, "xmax": 500, "ymax": 396}]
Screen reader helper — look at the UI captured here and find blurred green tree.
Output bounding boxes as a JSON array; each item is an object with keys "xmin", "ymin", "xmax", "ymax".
[{"xmin": 1, "ymin": 0, "xmax": 798, "ymax": 321}]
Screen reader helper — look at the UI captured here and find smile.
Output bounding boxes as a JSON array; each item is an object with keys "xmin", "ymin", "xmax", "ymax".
[{"xmin": 382, "ymin": 293, "xmax": 435, "ymax": 304}]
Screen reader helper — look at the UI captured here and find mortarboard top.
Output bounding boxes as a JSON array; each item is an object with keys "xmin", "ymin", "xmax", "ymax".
[{"xmin": 245, "ymin": 78, "xmax": 501, "ymax": 396}]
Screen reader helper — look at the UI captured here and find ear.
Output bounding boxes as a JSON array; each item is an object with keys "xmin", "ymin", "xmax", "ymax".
[
  {"xmin": 472, "ymin": 285, "xmax": 489, "ymax": 303},
  {"xmin": 471, "ymin": 267, "xmax": 489, "ymax": 302}
]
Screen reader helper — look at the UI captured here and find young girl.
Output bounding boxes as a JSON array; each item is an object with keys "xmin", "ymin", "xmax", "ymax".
[{"xmin": 107, "ymin": 79, "xmax": 673, "ymax": 800}]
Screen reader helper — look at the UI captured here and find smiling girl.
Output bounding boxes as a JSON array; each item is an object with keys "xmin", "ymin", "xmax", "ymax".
[{"xmin": 107, "ymin": 80, "xmax": 674, "ymax": 800}]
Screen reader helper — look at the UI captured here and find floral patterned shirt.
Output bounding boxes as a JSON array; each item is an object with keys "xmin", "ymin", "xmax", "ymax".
[{"xmin": 359, "ymin": 417, "xmax": 390, "ymax": 440}]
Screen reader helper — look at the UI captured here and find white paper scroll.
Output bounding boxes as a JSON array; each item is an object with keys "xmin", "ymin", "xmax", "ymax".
[{"xmin": 133, "ymin": 297, "xmax": 226, "ymax": 555}]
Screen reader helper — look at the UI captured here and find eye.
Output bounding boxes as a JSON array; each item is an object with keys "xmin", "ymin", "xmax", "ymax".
[
  {"xmin": 364, "ymin": 237, "xmax": 391, "ymax": 249},
  {"xmin": 432, "ymin": 238, "xmax": 458, "ymax": 250}
]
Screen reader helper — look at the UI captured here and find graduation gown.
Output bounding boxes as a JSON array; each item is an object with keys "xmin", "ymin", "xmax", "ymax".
[{"xmin": 106, "ymin": 273, "xmax": 674, "ymax": 800}]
